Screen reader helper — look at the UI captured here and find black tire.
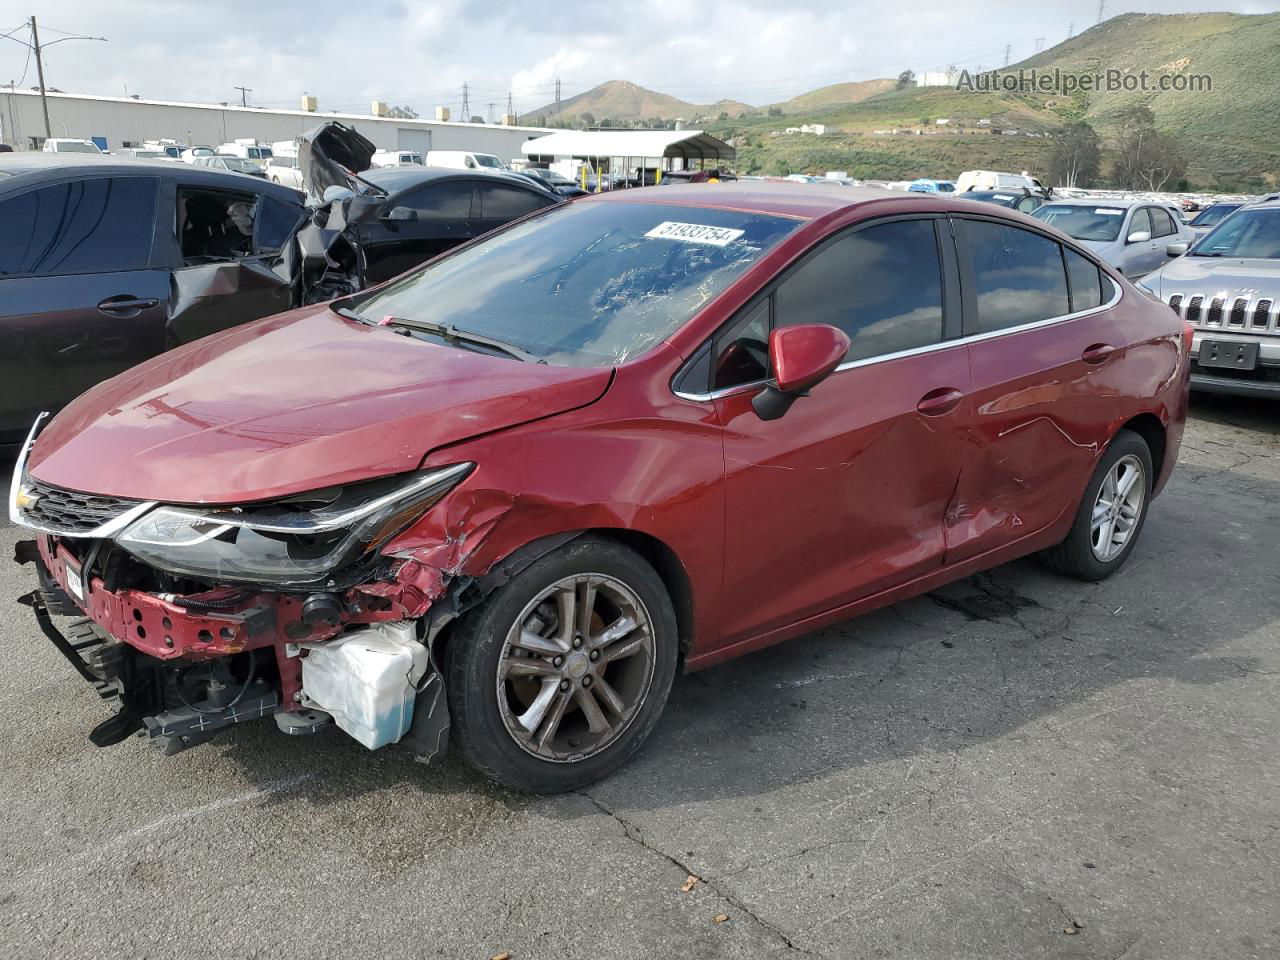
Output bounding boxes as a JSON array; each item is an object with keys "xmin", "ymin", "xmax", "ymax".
[
  {"xmin": 1041, "ymin": 429, "xmax": 1154, "ymax": 581},
  {"xmin": 445, "ymin": 536, "xmax": 678, "ymax": 793}
]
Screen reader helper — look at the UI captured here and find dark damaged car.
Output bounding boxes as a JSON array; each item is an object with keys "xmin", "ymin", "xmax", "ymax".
[
  {"xmin": 0, "ymin": 123, "xmax": 560, "ymax": 448},
  {"xmin": 12, "ymin": 183, "xmax": 1188, "ymax": 792}
]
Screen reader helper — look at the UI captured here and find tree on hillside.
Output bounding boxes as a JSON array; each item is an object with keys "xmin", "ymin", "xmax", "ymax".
[
  {"xmin": 1050, "ymin": 122, "xmax": 1101, "ymax": 188},
  {"xmin": 581, "ymin": 112, "xmax": 596, "ymax": 128},
  {"xmin": 897, "ymin": 70, "xmax": 915, "ymax": 90},
  {"xmin": 1111, "ymin": 105, "xmax": 1186, "ymax": 192},
  {"xmin": 768, "ymin": 106, "xmax": 783, "ymax": 117}
]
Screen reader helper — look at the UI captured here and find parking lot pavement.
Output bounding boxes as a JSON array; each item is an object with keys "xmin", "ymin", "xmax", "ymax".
[{"xmin": 1, "ymin": 395, "xmax": 1277, "ymax": 960}]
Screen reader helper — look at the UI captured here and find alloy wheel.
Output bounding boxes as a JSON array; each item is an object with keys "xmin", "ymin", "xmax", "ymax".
[
  {"xmin": 496, "ymin": 573, "xmax": 656, "ymax": 762},
  {"xmin": 1090, "ymin": 454, "xmax": 1146, "ymax": 562}
]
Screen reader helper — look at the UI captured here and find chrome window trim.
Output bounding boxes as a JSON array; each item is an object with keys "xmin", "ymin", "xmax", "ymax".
[{"xmin": 672, "ymin": 276, "xmax": 1124, "ymax": 403}]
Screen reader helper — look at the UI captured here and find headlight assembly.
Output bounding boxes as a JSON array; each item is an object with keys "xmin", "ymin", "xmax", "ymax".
[{"xmin": 116, "ymin": 463, "xmax": 473, "ymax": 586}]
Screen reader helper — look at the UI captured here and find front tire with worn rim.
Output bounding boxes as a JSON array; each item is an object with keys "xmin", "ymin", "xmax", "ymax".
[
  {"xmin": 1041, "ymin": 429, "xmax": 1154, "ymax": 581},
  {"xmin": 446, "ymin": 537, "xmax": 678, "ymax": 793}
]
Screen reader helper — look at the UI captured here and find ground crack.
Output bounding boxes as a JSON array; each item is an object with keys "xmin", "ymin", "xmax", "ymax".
[{"xmin": 579, "ymin": 791, "xmax": 820, "ymax": 956}]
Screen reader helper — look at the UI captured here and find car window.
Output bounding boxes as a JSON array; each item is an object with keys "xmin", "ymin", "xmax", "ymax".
[
  {"xmin": 1149, "ymin": 207, "xmax": 1176, "ymax": 238},
  {"xmin": 713, "ymin": 298, "xmax": 771, "ymax": 389},
  {"xmin": 255, "ymin": 196, "xmax": 305, "ymax": 253},
  {"xmin": 352, "ymin": 201, "xmax": 799, "ymax": 366},
  {"xmin": 0, "ymin": 177, "xmax": 158, "ymax": 277},
  {"xmin": 1129, "ymin": 207, "xmax": 1153, "ymax": 239},
  {"xmin": 1064, "ymin": 247, "xmax": 1103, "ymax": 311},
  {"xmin": 1191, "ymin": 208, "xmax": 1280, "ymax": 258},
  {"xmin": 177, "ymin": 187, "xmax": 258, "ymax": 263},
  {"xmin": 1032, "ymin": 204, "xmax": 1125, "ymax": 242},
  {"xmin": 774, "ymin": 219, "xmax": 945, "ymax": 362},
  {"xmin": 397, "ymin": 182, "xmax": 474, "ymax": 218},
  {"xmin": 477, "ymin": 184, "xmax": 554, "ymax": 219},
  {"xmin": 960, "ymin": 219, "xmax": 1069, "ymax": 334}
]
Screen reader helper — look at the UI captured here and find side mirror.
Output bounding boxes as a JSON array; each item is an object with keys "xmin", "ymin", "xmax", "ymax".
[
  {"xmin": 1126, "ymin": 230, "xmax": 1151, "ymax": 244},
  {"xmin": 752, "ymin": 324, "xmax": 851, "ymax": 421},
  {"xmin": 1166, "ymin": 241, "xmax": 1189, "ymax": 257},
  {"xmin": 383, "ymin": 206, "xmax": 419, "ymax": 221}
]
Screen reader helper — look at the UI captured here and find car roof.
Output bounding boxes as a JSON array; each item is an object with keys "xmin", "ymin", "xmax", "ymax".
[
  {"xmin": 577, "ymin": 181, "xmax": 936, "ymax": 220},
  {"xmin": 0, "ymin": 153, "xmax": 303, "ymax": 201},
  {"xmin": 1041, "ymin": 197, "xmax": 1162, "ymax": 209},
  {"xmin": 363, "ymin": 165, "xmax": 554, "ymax": 196}
]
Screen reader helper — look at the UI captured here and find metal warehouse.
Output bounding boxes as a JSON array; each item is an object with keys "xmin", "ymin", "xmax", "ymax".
[{"xmin": 0, "ymin": 89, "xmax": 550, "ymax": 160}]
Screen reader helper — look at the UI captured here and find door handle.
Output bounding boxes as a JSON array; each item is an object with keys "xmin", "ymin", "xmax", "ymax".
[
  {"xmin": 97, "ymin": 296, "xmax": 159, "ymax": 315},
  {"xmin": 1082, "ymin": 343, "xmax": 1117, "ymax": 364},
  {"xmin": 916, "ymin": 387, "xmax": 964, "ymax": 416}
]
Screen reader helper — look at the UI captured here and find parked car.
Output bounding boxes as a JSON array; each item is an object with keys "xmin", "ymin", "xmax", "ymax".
[
  {"xmin": 114, "ymin": 148, "xmax": 169, "ymax": 160},
  {"xmin": 193, "ymin": 155, "xmax": 269, "ymax": 178},
  {"xmin": 955, "ymin": 187, "xmax": 1048, "ymax": 214},
  {"xmin": 371, "ymin": 150, "xmax": 425, "ymax": 168},
  {"xmin": 41, "ymin": 138, "xmax": 102, "ymax": 155},
  {"xmin": 0, "ymin": 143, "xmax": 14, "ymax": 153},
  {"xmin": 0, "ymin": 125, "xmax": 565, "ymax": 448},
  {"xmin": 1136, "ymin": 199, "xmax": 1280, "ymax": 398},
  {"xmin": 10, "ymin": 183, "xmax": 1188, "ymax": 792},
  {"xmin": 216, "ymin": 141, "xmax": 273, "ymax": 163},
  {"xmin": 425, "ymin": 150, "xmax": 508, "ymax": 171},
  {"xmin": 956, "ymin": 169, "xmax": 1046, "ymax": 193},
  {"xmin": 514, "ymin": 166, "xmax": 589, "ymax": 198},
  {"xmin": 264, "ymin": 155, "xmax": 305, "ymax": 189},
  {"xmin": 1032, "ymin": 198, "xmax": 1195, "ymax": 278},
  {"xmin": 907, "ymin": 179, "xmax": 956, "ymax": 194},
  {"xmin": 660, "ymin": 168, "xmax": 737, "ymax": 185},
  {"xmin": 1186, "ymin": 202, "xmax": 1244, "ymax": 238},
  {"xmin": 178, "ymin": 146, "xmax": 216, "ymax": 163}
]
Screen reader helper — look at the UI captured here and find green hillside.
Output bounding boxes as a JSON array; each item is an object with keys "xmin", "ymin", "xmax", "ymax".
[{"xmin": 707, "ymin": 12, "xmax": 1280, "ymax": 190}]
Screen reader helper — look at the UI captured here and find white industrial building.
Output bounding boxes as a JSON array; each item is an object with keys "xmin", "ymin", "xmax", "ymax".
[
  {"xmin": 520, "ymin": 129, "xmax": 735, "ymax": 178},
  {"xmin": 0, "ymin": 89, "xmax": 551, "ymax": 161}
]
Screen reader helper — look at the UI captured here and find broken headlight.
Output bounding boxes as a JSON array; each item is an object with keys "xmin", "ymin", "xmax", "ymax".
[{"xmin": 116, "ymin": 463, "xmax": 473, "ymax": 586}]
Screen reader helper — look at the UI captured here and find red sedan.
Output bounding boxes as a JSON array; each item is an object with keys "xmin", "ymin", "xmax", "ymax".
[{"xmin": 11, "ymin": 183, "xmax": 1189, "ymax": 791}]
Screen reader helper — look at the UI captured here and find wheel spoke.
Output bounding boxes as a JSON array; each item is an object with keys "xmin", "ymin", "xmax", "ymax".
[
  {"xmin": 553, "ymin": 585, "xmax": 576, "ymax": 649},
  {"xmin": 592, "ymin": 614, "xmax": 639, "ymax": 649},
  {"xmin": 500, "ymin": 655, "xmax": 558, "ymax": 679},
  {"xmin": 574, "ymin": 686, "xmax": 611, "ymax": 734},
  {"xmin": 1091, "ymin": 500, "xmax": 1111, "ymax": 531},
  {"xmin": 603, "ymin": 634, "xmax": 647, "ymax": 663},
  {"xmin": 1095, "ymin": 515, "xmax": 1116, "ymax": 557},
  {"xmin": 592, "ymin": 676, "xmax": 627, "ymax": 719},
  {"xmin": 517, "ymin": 678, "xmax": 561, "ymax": 734},
  {"xmin": 512, "ymin": 628, "xmax": 567, "ymax": 656},
  {"xmin": 1117, "ymin": 464, "xmax": 1139, "ymax": 498},
  {"xmin": 534, "ymin": 690, "xmax": 573, "ymax": 751},
  {"xmin": 575, "ymin": 577, "xmax": 597, "ymax": 639}
]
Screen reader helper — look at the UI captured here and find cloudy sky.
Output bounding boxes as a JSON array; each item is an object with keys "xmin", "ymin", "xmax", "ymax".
[{"xmin": 3, "ymin": 0, "xmax": 1275, "ymax": 117}]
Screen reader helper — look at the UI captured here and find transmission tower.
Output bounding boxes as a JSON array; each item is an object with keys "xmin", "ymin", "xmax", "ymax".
[
  {"xmin": 1096, "ymin": 0, "xmax": 1105, "ymax": 24},
  {"xmin": 461, "ymin": 82, "xmax": 470, "ymax": 122},
  {"xmin": 1067, "ymin": 21, "xmax": 1074, "ymax": 38},
  {"xmin": 1034, "ymin": 37, "xmax": 1045, "ymax": 53},
  {"xmin": 554, "ymin": 77, "xmax": 561, "ymax": 113},
  {"xmin": 506, "ymin": 91, "xmax": 514, "ymax": 121},
  {"xmin": 1003, "ymin": 44, "xmax": 1011, "ymax": 67}
]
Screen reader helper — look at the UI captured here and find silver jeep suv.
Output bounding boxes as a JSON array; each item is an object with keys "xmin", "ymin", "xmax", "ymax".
[{"xmin": 1138, "ymin": 199, "xmax": 1280, "ymax": 398}]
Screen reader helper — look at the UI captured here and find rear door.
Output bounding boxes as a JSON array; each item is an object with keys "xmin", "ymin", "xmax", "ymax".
[
  {"xmin": 712, "ymin": 215, "xmax": 972, "ymax": 644},
  {"xmin": 0, "ymin": 174, "xmax": 168, "ymax": 443},
  {"xmin": 946, "ymin": 215, "xmax": 1122, "ymax": 562},
  {"xmin": 472, "ymin": 182, "xmax": 558, "ymax": 236},
  {"xmin": 1122, "ymin": 206, "xmax": 1158, "ymax": 276}
]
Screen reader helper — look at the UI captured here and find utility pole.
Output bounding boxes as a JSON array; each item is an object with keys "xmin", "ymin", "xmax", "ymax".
[
  {"xmin": 233, "ymin": 85, "xmax": 251, "ymax": 107},
  {"xmin": 461, "ymin": 81, "xmax": 470, "ymax": 121},
  {"xmin": 1003, "ymin": 44, "xmax": 1011, "ymax": 67},
  {"xmin": 487, "ymin": 102, "xmax": 495, "ymax": 124},
  {"xmin": 506, "ymin": 91, "xmax": 514, "ymax": 122},
  {"xmin": 1034, "ymin": 37, "xmax": 1045, "ymax": 53},
  {"xmin": 29, "ymin": 17, "xmax": 50, "ymax": 139}
]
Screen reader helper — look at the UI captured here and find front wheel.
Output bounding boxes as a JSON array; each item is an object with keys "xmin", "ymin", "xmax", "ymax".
[
  {"xmin": 445, "ymin": 537, "xmax": 678, "ymax": 793},
  {"xmin": 1041, "ymin": 429, "xmax": 1153, "ymax": 581}
]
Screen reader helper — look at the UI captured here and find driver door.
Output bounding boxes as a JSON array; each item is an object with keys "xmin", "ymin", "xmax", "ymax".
[{"xmin": 710, "ymin": 216, "xmax": 972, "ymax": 646}]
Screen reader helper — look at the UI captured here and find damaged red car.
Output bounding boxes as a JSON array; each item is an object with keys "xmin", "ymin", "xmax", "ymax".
[{"xmin": 11, "ymin": 183, "xmax": 1189, "ymax": 792}]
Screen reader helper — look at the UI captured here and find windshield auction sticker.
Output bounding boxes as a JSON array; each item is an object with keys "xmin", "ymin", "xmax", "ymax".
[
  {"xmin": 645, "ymin": 222, "xmax": 745, "ymax": 246},
  {"xmin": 1095, "ymin": 208, "xmax": 1124, "ymax": 216}
]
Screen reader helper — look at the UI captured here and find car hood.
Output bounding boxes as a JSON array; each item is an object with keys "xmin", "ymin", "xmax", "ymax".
[
  {"xmin": 27, "ymin": 306, "xmax": 612, "ymax": 504},
  {"xmin": 1145, "ymin": 255, "xmax": 1280, "ymax": 299}
]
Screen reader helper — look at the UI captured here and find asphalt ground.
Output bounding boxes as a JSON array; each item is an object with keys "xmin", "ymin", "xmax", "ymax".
[{"xmin": 1, "ymin": 394, "xmax": 1277, "ymax": 960}]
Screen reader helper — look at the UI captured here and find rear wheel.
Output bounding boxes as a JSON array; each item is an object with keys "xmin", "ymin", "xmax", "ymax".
[
  {"xmin": 1041, "ymin": 429, "xmax": 1153, "ymax": 581},
  {"xmin": 446, "ymin": 537, "xmax": 678, "ymax": 793}
]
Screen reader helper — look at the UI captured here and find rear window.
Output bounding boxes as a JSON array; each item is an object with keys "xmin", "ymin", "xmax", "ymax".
[
  {"xmin": 350, "ymin": 201, "xmax": 800, "ymax": 365},
  {"xmin": 0, "ymin": 177, "xmax": 158, "ymax": 276},
  {"xmin": 1033, "ymin": 204, "xmax": 1126, "ymax": 242}
]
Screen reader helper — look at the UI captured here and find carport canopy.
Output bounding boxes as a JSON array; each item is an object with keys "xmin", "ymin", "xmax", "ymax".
[{"xmin": 519, "ymin": 130, "xmax": 735, "ymax": 167}]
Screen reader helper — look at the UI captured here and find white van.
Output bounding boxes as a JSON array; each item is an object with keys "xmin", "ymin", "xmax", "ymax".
[
  {"xmin": 216, "ymin": 140, "xmax": 274, "ymax": 163},
  {"xmin": 956, "ymin": 169, "xmax": 1046, "ymax": 193},
  {"xmin": 371, "ymin": 149, "xmax": 425, "ymax": 168},
  {"xmin": 425, "ymin": 150, "xmax": 507, "ymax": 171},
  {"xmin": 41, "ymin": 138, "xmax": 102, "ymax": 154}
]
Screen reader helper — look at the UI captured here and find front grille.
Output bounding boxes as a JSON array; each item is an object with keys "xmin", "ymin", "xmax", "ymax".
[
  {"xmin": 19, "ymin": 479, "xmax": 141, "ymax": 535},
  {"xmin": 1207, "ymin": 296, "xmax": 1226, "ymax": 325},
  {"xmin": 1192, "ymin": 360, "xmax": 1280, "ymax": 384},
  {"xmin": 1168, "ymin": 292, "xmax": 1278, "ymax": 336}
]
